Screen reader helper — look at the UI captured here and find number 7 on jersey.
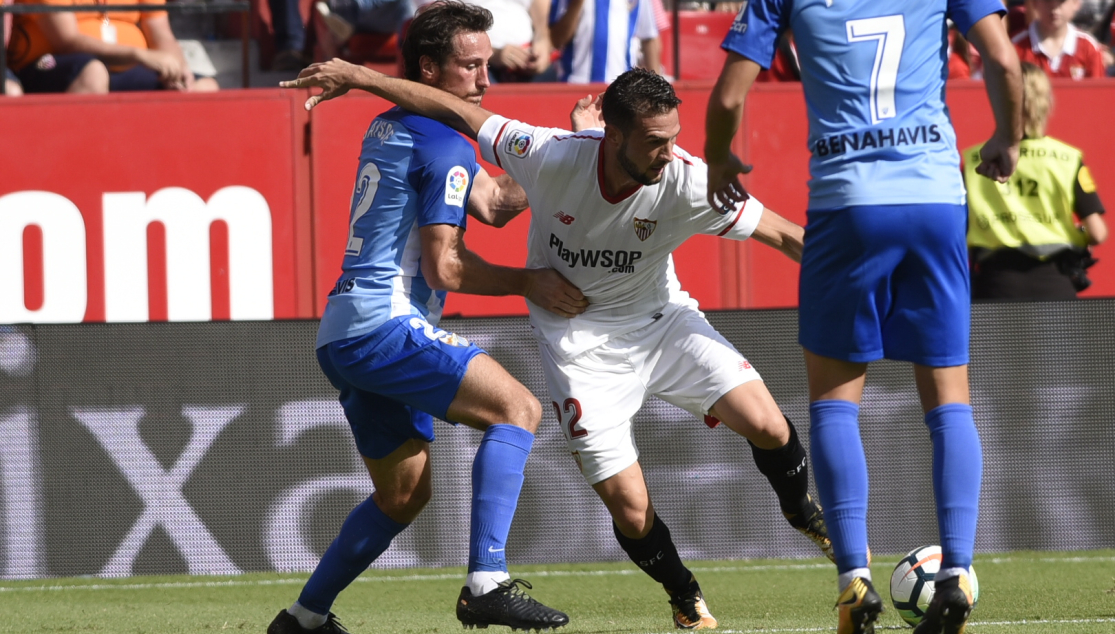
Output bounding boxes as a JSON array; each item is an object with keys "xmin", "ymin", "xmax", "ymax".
[{"xmin": 846, "ymin": 15, "xmax": 906, "ymax": 124}]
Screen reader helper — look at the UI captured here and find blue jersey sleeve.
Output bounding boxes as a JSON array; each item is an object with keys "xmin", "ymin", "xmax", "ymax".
[
  {"xmin": 947, "ymin": 0, "xmax": 1005, "ymax": 35},
  {"xmin": 720, "ymin": 0, "xmax": 789, "ymax": 69},
  {"xmin": 408, "ymin": 132, "xmax": 476, "ymax": 230}
]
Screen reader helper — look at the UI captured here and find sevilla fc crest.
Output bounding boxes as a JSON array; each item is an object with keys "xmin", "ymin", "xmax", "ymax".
[{"xmin": 633, "ymin": 218, "xmax": 657, "ymax": 241}]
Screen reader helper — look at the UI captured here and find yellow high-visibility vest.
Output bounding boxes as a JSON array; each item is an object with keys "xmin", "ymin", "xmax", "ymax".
[{"xmin": 964, "ymin": 136, "xmax": 1090, "ymax": 259}]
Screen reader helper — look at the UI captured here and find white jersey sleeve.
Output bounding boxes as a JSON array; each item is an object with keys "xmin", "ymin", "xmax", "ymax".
[
  {"xmin": 478, "ymin": 115, "xmax": 570, "ymax": 190},
  {"xmin": 674, "ymin": 147, "xmax": 764, "ymax": 241}
]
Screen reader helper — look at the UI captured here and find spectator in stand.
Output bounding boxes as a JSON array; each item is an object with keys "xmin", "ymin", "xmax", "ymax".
[
  {"xmin": 4, "ymin": 0, "xmax": 24, "ymax": 94},
  {"xmin": 314, "ymin": 0, "xmax": 412, "ymax": 58},
  {"xmin": 1072, "ymin": 0, "xmax": 1114, "ymax": 70},
  {"xmin": 7, "ymin": 0, "xmax": 219, "ymax": 93},
  {"xmin": 549, "ymin": 0, "xmax": 659, "ymax": 83},
  {"xmin": 270, "ymin": 0, "xmax": 309, "ymax": 71},
  {"xmin": 1013, "ymin": 0, "xmax": 1106, "ymax": 78},
  {"xmin": 965, "ymin": 62, "xmax": 1108, "ymax": 300},
  {"xmin": 464, "ymin": 0, "xmax": 554, "ymax": 82}
]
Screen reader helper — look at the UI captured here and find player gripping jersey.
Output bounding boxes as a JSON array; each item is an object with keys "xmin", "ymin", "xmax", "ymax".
[
  {"xmin": 288, "ymin": 63, "xmax": 839, "ymax": 630},
  {"xmin": 706, "ymin": 2, "xmax": 1023, "ymax": 633},
  {"xmin": 274, "ymin": 4, "xmax": 581, "ymax": 633}
]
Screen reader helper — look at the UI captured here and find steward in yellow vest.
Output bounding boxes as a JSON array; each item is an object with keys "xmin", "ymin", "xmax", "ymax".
[{"xmin": 964, "ymin": 63, "xmax": 1106, "ymax": 300}]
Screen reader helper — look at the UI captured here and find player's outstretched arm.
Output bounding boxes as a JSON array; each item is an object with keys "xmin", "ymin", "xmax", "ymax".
[
  {"xmin": 705, "ymin": 52, "xmax": 759, "ymax": 212},
  {"xmin": 280, "ymin": 58, "xmax": 495, "ymax": 140},
  {"xmin": 749, "ymin": 206, "xmax": 804, "ymax": 264},
  {"xmin": 966, "ymin": 14, "xmax": 1023, "ymax": 183},
  {"xmin": 420, "ymin": 224, "xmax": 588, "ymax": 318},
  {"xmin": 468, "ymin": 168, "xmax": 530, "ymax": 228}
]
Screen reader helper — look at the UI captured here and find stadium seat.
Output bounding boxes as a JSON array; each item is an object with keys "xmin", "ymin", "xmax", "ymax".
[{"xmin": 659, "ymin": 11, "xmax": 734, "ymax": 81}]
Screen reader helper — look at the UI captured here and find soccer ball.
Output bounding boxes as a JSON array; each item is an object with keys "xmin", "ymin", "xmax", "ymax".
[{"xmin": 889, "ymin": 545, "xmax": 979, "ymax": 627}]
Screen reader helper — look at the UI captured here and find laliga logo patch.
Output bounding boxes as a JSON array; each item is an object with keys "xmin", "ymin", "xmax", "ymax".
[
  {"xmin": 633, "ymin": 217, "xmax": 657, "ymax": 241},
  {"xmin": 444, "ymin": 166, "xmax": 469, "ymax": 207},
  {"xmin": 506, "ymin": 130, "xmax": 533, "ymax": 158}
]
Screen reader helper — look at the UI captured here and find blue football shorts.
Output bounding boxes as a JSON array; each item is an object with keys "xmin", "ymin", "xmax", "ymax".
[
  {"xmin": 316, "ymin": 315, "xmax": 486, "ymax": 460},
  {"xmin": 798, "ymin": 203, "xmax": 970, "ymax": 367}
]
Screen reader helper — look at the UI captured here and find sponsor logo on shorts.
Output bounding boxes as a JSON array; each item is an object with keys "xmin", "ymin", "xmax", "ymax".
[
  {"xmin": 409, "ymin": 317, "xmax": 470, "ymax": 347},
  {"xmin": 506, "ymin": 130, "xmax": 533, "ymax": 158},
  {"xmin": 554, "ymin": 211, "xmax": 575, "ymax": 225},
  {"xmin": 738, "ymin": 359, "xmax": 752, "ymax": 371},
  {"xmin": 633, "ymin": 217, "xmax": 657, "ymax": 241},
  {"xmin": 444, "ymin": 166, "xmax": 469, "ymax": 207},
  {"xmin": 549, "ymin": 234, "xmax": 641, "ymax": 273}
]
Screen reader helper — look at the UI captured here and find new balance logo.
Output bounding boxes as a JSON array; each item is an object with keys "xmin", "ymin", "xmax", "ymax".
[{"xmin": 554, "ymin": 211, "xmax": 575, "ymax": 225}]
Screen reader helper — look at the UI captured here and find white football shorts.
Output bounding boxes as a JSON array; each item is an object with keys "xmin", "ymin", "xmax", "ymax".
[{"xmin": 538, "ymin": 301, "xmax": 763, "ymax": 485}]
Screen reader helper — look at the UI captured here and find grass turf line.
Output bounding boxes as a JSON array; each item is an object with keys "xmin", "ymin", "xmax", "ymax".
[{"xmin": 1, "ymin": 550, "xmax": 1113, "ymax": 633}]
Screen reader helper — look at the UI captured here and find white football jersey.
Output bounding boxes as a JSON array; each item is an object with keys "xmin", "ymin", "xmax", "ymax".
[{"xmin": 478, "ymin": 114, "xmax": 765, "ymax": 360}]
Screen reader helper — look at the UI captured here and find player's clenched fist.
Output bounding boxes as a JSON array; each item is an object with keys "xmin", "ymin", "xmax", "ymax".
[{"xmin": 524, "ymin": 269, "xmax": 588, "ymax": 318}]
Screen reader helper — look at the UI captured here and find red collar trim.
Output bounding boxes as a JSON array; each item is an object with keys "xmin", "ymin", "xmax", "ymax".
[{"xmin": 597, "ymin": 140, "xmax": 642, "ymax": 204}]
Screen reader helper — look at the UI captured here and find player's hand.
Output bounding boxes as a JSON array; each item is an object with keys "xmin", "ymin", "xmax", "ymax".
[
  {"xmin": 706, "ymin": 152, "xmax": 753, "ymax": 214},
  {"xmin": 570, "ymin": 93, "xmax": 604, "ymax": 132},
  {"xmin": 525, "ymin": 269, "xmax": 588, "ymax": 318},
  {"xmin": 280, "ymin": 58, "xmax": 370, "ymax": 110},
  {"xmin": 976, "ymin": 134, "xmax": 1019, "ymax": 183}
]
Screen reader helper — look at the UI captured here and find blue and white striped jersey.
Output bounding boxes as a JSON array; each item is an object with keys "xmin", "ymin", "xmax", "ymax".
[
  {"xmin": 316, "ymin": 107, "xmax": 479, "ymax": 347},
  {"xmin": 551, "ymin": 0, "xmax": 658, "ymax": 84},
  {"xmin": 721, "ymin": 0, "xmax": 1004, "ymax": 210}
]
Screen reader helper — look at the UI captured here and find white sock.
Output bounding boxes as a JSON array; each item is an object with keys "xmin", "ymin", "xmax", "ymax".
[
  {"xmin": 936, "ymin": 567, "xmax": 969, "ymax": 583},
  {"xmin": 288, "ymin": 602, "xmax": 328, "ymax": 630},
  {"xmin": 838, "ymin": 568, "xmax": 872, "ymax": 592},
  {"xmin": 466, "ymin": 570, "xmax": 511, "ymax": 596}
]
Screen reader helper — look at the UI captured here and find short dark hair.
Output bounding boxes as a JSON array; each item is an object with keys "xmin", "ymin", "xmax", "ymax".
[
  {"xmin": 402, "ymin": 1, "xmax": 493, "ymax": 81},
  {"xmin": 601, "ymin": 69, "xmax": 682, "ymax": 133}
]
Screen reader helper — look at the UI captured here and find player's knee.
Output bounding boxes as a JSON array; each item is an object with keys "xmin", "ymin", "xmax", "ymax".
[
  {"xmin": 375, "ymin": 483, "xmax": 432, "ymax": 524},
  {"xmin": 613, "ymin": 508, "xmax": 652, "ymax": 539},
  {"xmin": 748, "ymin": 409, "xmax": 791, "ymax": 450},
  {"xmin": 502, "ymin": 392, "xmax": 542, "ymax": 433},
  {"xmin": 69, "ymin": 60, "xmax": 109, "ymax": 94}
]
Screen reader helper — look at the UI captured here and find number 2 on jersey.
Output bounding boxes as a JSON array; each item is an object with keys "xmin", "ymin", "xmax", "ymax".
[
  {"xmin": 846, "ymin": 15, "xmax": 906, "ymax": 124},
  {"xmin": 346, "ymin": 162, "xmax": 382, "ymax": 256},
  {"xmin": 552, "ymin": 398, "xmax": 587, "ymax": 438}
]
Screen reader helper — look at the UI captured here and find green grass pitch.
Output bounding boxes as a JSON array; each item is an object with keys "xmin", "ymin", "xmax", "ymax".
[{"xmin": 2, "ymin": 551, "xmax": 1113, "ymax": 633}]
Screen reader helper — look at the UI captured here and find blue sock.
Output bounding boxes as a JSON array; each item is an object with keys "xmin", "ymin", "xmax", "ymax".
[
  {"xmin": 925, "ymin": 403, "xmax": 981, "ymax": 570},
  {"xmin": 297, "ymin": 495, "xmax": 408, "ymax": 615},
  {"xmin": 809, "ymin": 399, "xmax": 870, "ymax": 574},
  {"xmin": 469, "ymin": 424, "xmax": 534, "ymax": 573}
]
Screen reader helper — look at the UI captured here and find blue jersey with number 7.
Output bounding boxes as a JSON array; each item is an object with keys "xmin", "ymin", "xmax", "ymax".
[{"xmin": 721, "ymin": 0, "xmax": 1004, "ymax": 210}]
